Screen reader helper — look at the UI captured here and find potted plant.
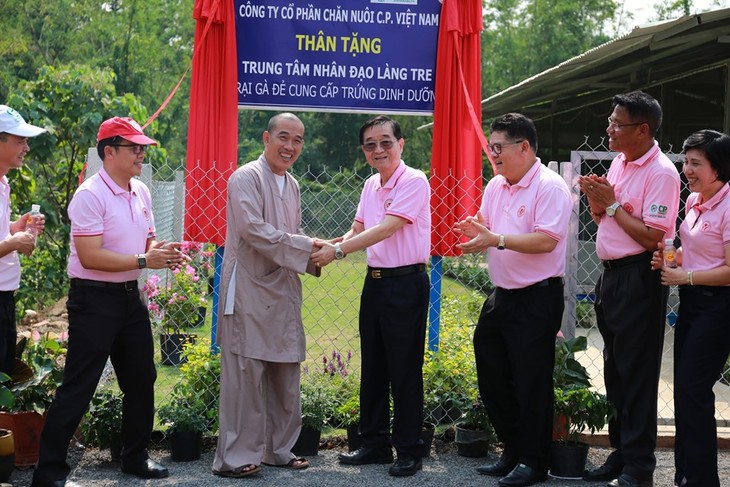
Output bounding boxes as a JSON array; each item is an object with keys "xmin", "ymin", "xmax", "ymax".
[
  {"xmin": 143, "ymin": 265, "xmax": 208, "ymax": 366},
  {"xmin": 81, "ymin": 389, "xmax": 123, "ymax": 461},
  {"xmin": 0, "ymin": 334, "xmax": 66, "ymax": 467},
  {"xmin": 454, "ymin": 396, "xmax": 496, "ymax": 458},
  {"xmin": 335, "ymin": 394, "xmax": 360, "ymax": 452},
  {"xmin": 550, "ymin": 335, "xmax": 614, "ymax": 479},
  {"xmin": 157, "ymin": 385, "xmax": 209, "ymax": 462},
  {"xmin": 552, "ymin": 335, "xmax": 592, "ymax": 441},
  {"xmin": 178, "ymin": 338, "xmax": 220, "ymax": 433},
  {"xmin": 550, "ymin": 386, "xmax": 613, "ymax": 478},
  {"xmin": 293, "ymin": 366, "xmax": 337, "ymax": 457}
]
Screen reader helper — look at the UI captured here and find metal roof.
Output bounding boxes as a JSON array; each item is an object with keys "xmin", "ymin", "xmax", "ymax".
[{"xmin": 481, "ymin": 7, "xmax": 730, "ymax": 122}]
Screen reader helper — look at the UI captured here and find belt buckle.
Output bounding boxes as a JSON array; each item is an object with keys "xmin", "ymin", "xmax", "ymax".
[
  {"xmin": 124, "ymin": 281, "xmax": 136, "ymax": 292},
  {"xmin": 371, "ymin": 270, "xmax": 382, "ymax": 279}
]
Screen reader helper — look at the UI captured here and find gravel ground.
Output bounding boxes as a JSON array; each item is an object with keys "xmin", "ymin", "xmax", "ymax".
[{"xmin": 6, "ymin": 437, "xmax": 730, "ymax": 487}]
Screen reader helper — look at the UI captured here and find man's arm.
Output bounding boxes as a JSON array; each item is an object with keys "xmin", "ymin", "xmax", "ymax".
[
  {"xmin": 311, "ymin": 216, "xmax": 406, "ymax": 266},
  {"xmin": 74, "ymin": 236, "xmax": 183, "ymax": 271}
]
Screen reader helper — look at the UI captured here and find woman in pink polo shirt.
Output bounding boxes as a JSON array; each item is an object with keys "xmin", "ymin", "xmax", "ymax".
[{"xmin": 651, "ymin": 129, "xmax": 730, "ymax": 487}]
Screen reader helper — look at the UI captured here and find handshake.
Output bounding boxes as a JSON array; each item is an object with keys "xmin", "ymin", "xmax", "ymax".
[{"xmin": 310, "ymin": 237, "xmax": 344, "ymax": 268}]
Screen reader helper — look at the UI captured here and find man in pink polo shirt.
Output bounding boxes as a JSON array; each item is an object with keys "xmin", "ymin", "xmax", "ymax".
[
  {"xmin": 0, "ymin": 105, "xmax": 46, "ymax": 376},
  {"xmin": 33, "ymin": 117, "xmax": 184, "ymax": 487},
  {"xmin": 455, "ymin": 113, "xmax": 571, "ymax": 487},
  {"xmin": 579, "ymin": 91, "xmax": 680, "ymax": 487},
  {"xmin": 312, "ymin": 115, "xmax": 431, "ymax": 477}
]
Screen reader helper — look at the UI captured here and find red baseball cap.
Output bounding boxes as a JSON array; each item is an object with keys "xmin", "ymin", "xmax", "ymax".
[{"xmin": 96, "ymin": 117, "xmax": 157, "ymax": 145}]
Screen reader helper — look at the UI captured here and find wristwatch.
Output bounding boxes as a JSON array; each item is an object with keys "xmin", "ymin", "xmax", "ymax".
[
  {"xmin": 606, "ymin": 202, "xmax": 621, "ymax": 217},
  {"xmin": 136, "ymin": 254, "xmax": 147, "ymax": 269},
  {"xmin": 334, "ymin": 243, "xmax": 345, "ymax": 260},
  {"xmin": 497, "ymin": 234, "xmax": 506, "ymax": 250}
]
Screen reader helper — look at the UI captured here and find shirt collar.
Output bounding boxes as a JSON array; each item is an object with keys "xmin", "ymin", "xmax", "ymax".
[
  {"xmin": 695, "ymin": 183, "xmax": 730, "ymax": 212},
  {"xmin": 381, "ymin": 161, "xmax": 406, "ymax": 190},
  {"xmin": 618, "ymin": 141, "xmax": 660, "ymax": 167},
  {"xmin": 501, "ymin": 158, "xmax": 541, "ymax": 189},
  {"xmin": 99, "ymin": 168, "xmax": 136, "ymax": 196}
]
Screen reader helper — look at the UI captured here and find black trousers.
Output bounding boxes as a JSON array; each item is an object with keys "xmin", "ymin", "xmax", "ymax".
[
  {"xmin": 595, "ymin": 254, "xmax": 667, "ymax": 479},
  {"xmin": 358, "ymin": 269, "xmax": 429, "ymax": 457},
  {"xmin": 0, "ymin": 291, "xmax": 15, "ymax": 375},
  {"xmin": 32, "ymin": 284, "xmax": 157, "ymax": 485},
  {"xmin": 673, "ymin": 285, "xmax": 730, "ymax": 487},
  {"xmin": 473, "ymin": 278, "xmax": 564, "ymax": 469}
]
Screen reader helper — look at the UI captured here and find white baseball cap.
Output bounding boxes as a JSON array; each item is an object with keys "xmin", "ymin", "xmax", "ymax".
[{"xmin": 0, "ymin": 105, "xmax": 46, "ymax": 137}]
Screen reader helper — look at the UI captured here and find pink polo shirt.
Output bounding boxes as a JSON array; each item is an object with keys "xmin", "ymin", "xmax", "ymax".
[
  {"xmin": 0, "ymin": 177, "xmax": 20, "ymax": 291},
  {"xmin": 596, "ymin": 142, "xmax": 680, "ymax": 260},
  {"xmin": 354, "ymin": 161, "xmax": 431, "ymax": 268},
  {"xmin": 480, "ymin": 160, "xmax": 572, "ymax": 290},
  {"xmin": 679, "ymin": 184, "xmax": 730, "ymax": 276},
  {"xmin": 68, "ymin": 168, "xmax": 155, "ymax": 282}
]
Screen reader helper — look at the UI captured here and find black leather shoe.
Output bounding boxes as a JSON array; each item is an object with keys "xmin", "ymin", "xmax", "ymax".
[
  {"xmin": 338, "ymin": 446, "xmax": 393, "ymax": 465},
  {"xmin": 583, "ymin": 462, "xmax": 624, "ymax": 481},
  {"xmin": 607, "ymin": 473, "xmax": 653, "ymax": 487},
  {"xmin": 121, "ymin": 458, "xmax": 169, "ymax": 479},
  {"xmin": 498, "ymin": 464, "xmax": 548, "ymax": 487},
  {"xmin": 477, "ymin": 453, "xmax": 519, "ymax": 476},
  {"xmin": 388, "ymin": 454, "xmax": 422, "ymax": 477}
]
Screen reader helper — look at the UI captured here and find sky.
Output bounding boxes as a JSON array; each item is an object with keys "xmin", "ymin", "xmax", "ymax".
[{"xmin": 619, "ymin": 0, "xmax": 729, "ymax": 32}]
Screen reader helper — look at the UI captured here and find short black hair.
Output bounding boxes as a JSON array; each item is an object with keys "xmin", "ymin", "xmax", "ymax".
[
  {"xmin": 489, "ymin": 113, "xmax": 538, "ymax": 152},
  {"xmin": 682, "ymin": 129, "xmax": 730, "ymax": 183},
  {"xmin": 97, "ymin": 136, "xmax": 124, "ymax": 160},
  {"xmin": 359, "ymin": 115, "xmax": 402, "ymax": 145},
  {"xmin": 612, "ymin": 91, "xmax": 663, "ymax": 137}
]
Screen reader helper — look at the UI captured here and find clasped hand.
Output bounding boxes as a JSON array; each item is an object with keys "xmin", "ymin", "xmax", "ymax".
[
  {"xmin": 453, "ymin": 213, "xmax": 497, "ymax": 254},
  {"xmin": 310, "ymin": 237, "xmax": 343, "ymax": 268}
]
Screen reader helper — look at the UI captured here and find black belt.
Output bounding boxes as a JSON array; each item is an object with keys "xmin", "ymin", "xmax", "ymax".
[
  {"xmin": 367, "ymin": 264, "xmax": 426, "ymax": 279},
  {"xmin": 602, "ymin": 252, "xmax": 651, "ymax": 270},
  {"xmin": 70, "ymin": 278, "xmax": 138, "ymax": 291},
  {"xmin": 497, "ymin": 276, "xmax": 563, "ymax": 294},
  {"xmin": 680, "ymin": 284, "xmax": 730, "ymax": 297}
]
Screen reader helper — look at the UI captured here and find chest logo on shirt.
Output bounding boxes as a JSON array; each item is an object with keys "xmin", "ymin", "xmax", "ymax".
[
  {"xmin": 384, "ymin": 198, "xmax": 393, "ymax": 211},
  {"xmin": 517, "ymin": 205, "xmax": 526, "ymax": 218},
  {"xmin": 142, "ymin": 206, "xmax": 151, "ymax": 221},
  {"xmin": 701, "ymin": 221, "xmax": 711, "ymax": 232},
  {"xmin": 623, "ymin": 203, "xmax": 634, "ymax": 215}
]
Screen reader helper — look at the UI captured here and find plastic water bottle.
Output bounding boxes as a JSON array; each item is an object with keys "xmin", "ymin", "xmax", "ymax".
[
  {"xmin": 663, "ymin": 239, "xmax": 678, "ymax": 268},
  {"xmin": 26, "ymin": 204, "xmax": 41, "ymax": 240}
]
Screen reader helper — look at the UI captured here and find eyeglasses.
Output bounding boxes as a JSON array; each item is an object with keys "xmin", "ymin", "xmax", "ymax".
[
  {"xmin": 607, "ymin": 117, "xmax": 645, "ymax": 130},
  {"xmin": 362, "ymin": 139, "xmax": 395, "ymax": 152},
  {"xmin": 110, "ymin": 144, "xmax": 148, "ymax": 154},
  {"xmin": 487, "ymin": 140, "xmax": 524, "ymax": 155}
]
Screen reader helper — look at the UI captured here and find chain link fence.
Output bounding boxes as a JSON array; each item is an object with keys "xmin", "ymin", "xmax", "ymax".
[{"xmin": 116, "ymin": 137, "xmax": 730, "ymax": 433}]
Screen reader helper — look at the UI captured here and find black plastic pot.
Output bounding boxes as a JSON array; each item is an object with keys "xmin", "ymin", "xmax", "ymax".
[
  {"xmin": 169, "ymin": 430, "xmax": 203, "ymax": 462},
  {"xmin": 549, "ymin": 441, "xmax": 589, "ymax": 479},
  {"xmin": 292, "ymin": 426, "xmax": 321, "ymax": 456},
  {"xmin": 454, "ymin": 423, "xmax": 490, "ymax": 458}
]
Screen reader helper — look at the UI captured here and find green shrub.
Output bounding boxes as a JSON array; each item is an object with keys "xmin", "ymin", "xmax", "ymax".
[
  {"xmin": 158, "ymin": 385, "xmax": 209, "ymax": 434},
  {"xmin": 82, "ymin": 389, "xmax": 122, "ymax": 448},
  {"xmin": 442, "ymin": 256, "xmax": 494, "ymax": 295},
  {"xmin": 424, "ymin": 293, "xmax": 482, "ymax": 422},
  {"xmin": 178, "ymin": 339, "xmax": 220, "ymax": 433},
  {"xmin": 576, "ymin": 300, "xmax": 595, "ymax": 328}
]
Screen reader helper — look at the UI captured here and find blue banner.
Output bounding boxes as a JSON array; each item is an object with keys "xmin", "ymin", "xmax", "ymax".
[{"xmin": 235, "ymin": 0, "xmax": 441, "ymax": 115}]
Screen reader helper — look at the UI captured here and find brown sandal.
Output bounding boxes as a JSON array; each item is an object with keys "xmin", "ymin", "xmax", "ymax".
[
  {"xmin": 263, "ymin": 457, "xmax": 309, "ymax": 469},
  {"xmin": 213, "ymin": 464, "xmax": 262, "ymax": 477}
]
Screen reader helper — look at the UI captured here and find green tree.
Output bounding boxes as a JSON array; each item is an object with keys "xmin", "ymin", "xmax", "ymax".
[
  {"xmin": 7, "ymin": 64, "xmax": 154, "ymax": 313},
  {"xmin": 482, "ymin": 0, "xmax": 618, "ymax": 100},
  {"xmin": 0, "ymin": 0, "xmax": 194, "ymax": 165}
]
